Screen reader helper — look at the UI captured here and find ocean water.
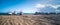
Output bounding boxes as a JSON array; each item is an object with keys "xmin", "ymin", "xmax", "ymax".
[
  {"xmin": 0, "ymin": 13, "xmax": 8, "ymax": 15},
  {"xmin": 0, "ymin": 13, "xmax": 34, "ymax": 15},
  {"xmin": 0, "ymin": 13, "xmax": 60, "ymax": 15}
]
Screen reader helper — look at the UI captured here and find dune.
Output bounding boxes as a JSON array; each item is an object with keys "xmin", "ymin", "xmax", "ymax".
[{"xmin": 0, "ymin": 15, "xmax": 60, "ymax": 25}]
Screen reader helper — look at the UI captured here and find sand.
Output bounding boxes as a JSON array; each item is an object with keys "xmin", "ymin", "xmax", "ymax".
[{"xmin": 0, "ymin": 15, "xmax": 60, "ymax": 25}]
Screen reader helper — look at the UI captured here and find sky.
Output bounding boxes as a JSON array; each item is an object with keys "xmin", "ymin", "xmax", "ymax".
[{"xmin": 0, "ymin": 0, "xmax": 60, "ymax": 13}]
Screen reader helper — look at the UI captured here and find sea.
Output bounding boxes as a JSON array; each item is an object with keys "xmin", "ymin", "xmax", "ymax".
[
  {"xmin": 0, "ymin": 13, "xmax": 60, "ymax": 15},
  {"xmin": 0, "ymin": 13, "xmax": 34, "ymax": 15}
]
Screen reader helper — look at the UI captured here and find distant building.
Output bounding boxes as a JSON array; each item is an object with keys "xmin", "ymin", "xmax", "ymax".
[
  {"xmin": 13, "ymin": 11, "xmax": 17, "ymax": 15},
  {"xmin": 34, "ymin": 12, "xmax": 38, "ymax": 15},
  {"xmin": 19, "ymin": 10, "xmax": 23, "ymax": 15}
]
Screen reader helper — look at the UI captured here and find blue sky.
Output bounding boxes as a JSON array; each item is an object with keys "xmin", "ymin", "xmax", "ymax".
[{"xmin": 0, "ymin": 0, "xmax": 60, "ymax": 13}]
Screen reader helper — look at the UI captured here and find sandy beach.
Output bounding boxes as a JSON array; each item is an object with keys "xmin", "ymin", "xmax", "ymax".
[{"xmin": 0, "ymin": 15, "xmax": 60, "ymax": 25}]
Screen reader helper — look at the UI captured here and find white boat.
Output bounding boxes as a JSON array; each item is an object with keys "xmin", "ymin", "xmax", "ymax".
[
  {"xmin": 8, "ymin": 12, "xmax": 12, "ymax": 15},
  {"xmin": 8, "ymin": 10, "xmax": 12, "ymax": 15}
]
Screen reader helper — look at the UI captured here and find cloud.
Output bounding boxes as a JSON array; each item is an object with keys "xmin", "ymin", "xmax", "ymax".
[
  {"xmin": 35, "ymin": 4, "xmax": 46, "ymax": 8},
  {"xmin": 55, "ymin": 10, "xmax": 60, "ymax": 11},
  {"xmin": 55, "ymin": 10, "xmax": 60, "ymax": 13},
  {"xmin": 49, "ymin": 5, "xmax": 60, "ymax": 9},
  {"xmin": 35, "ymin": 4, "xmax": 60, "ymax": 9}
]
